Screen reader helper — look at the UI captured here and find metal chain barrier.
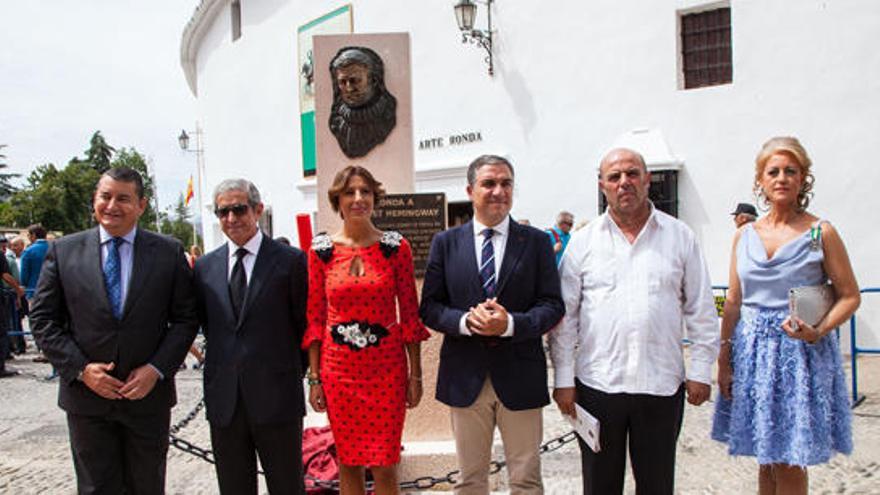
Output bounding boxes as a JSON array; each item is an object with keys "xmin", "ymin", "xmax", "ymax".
[
  {"xmin": 169, "ymin": 399, "xmax": 204, "ymax": 435},
  {"xmin": 167, "ymin": 397, "xmax": 579, "ymax": 491}
]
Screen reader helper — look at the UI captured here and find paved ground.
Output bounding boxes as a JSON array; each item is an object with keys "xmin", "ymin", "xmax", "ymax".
[{"xmin": 1, "ymin": 338, "xmax": 878, "ymax": 494}]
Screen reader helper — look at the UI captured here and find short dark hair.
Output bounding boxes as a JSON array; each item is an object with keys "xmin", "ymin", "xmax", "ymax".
[
  {"xmin": 466, "ymin": 155, "xmax": 515, "ymax": 186},
  {"xmin": 327, "ymin": 166, "xmax": 385, "ymax": 216},
  {"xmin": 28, "ymin": 224, "xmax": 47, "ymax": 239},
  {"xmin": 102, "ymin": 167, "xmax": 145, "ymax": 199}
]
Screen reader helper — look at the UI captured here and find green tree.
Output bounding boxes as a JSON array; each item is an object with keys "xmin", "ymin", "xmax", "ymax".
[
  {"xmin": 9, "ymin": 162, "xmax": 99, "ymax": 232},
  {"xmin": 4, "ymin": 133, "xmax": 157, "ymax": 234},
  {"xmin": 0, "ymin": 144, "xmax": 20, "ymax": 201},
  {"xmin": 85, "ymin": 131, "xmax": 115, "ymax": 173},
  {"xmin": 160, "ymin": 193, "xmax": 199, "ymax": 248}
]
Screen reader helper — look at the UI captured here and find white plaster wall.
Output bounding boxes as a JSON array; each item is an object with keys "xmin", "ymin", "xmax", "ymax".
[{"xmin": 189, "ymin": 0, "xmax": 880, "ymax": 348}]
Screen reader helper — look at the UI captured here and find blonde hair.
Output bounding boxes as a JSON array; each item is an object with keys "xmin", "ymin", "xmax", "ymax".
[{"xmin": 754, "ymin": 136, "xmax": 814, "ymax": 211}]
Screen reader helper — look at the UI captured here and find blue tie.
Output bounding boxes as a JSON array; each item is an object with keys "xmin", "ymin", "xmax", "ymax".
[
  {"xmin": 104, "ymin": 237, "xmax": 124, "ymax": 319},
  {"xmin": 479, "ymin": 229, "xmax": 496, "ymax": 297}
]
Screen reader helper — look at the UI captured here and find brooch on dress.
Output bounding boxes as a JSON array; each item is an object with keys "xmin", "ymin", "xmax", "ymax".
[
  {"xmin": 331, "ymin": 320, "xmax": 389, "ymax": 351},
  {"xmin": 379, "ymin": 231, "xmax": 402, "ymax": 258},
  {"xmin": 311, "ymin": 233, "xmax": 334, "ymax": 262}
]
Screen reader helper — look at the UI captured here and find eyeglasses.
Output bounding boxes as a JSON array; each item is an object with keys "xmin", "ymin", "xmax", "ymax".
[{"xmin": 214, "ymin": 203, "xmax": 250, "ymax": 218}]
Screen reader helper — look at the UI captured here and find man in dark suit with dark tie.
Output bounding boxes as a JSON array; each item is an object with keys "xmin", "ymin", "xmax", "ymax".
[
  {"xmin": 420, "ymin": 155, "xmax": 565, "ymax": 495},
  {"xmin": 193, "ymin": 178, "xmax": 308, "ymax": 495},
  {"xmin": 30, "ymin": 167, "xmax": 199, "ymax": 494}
]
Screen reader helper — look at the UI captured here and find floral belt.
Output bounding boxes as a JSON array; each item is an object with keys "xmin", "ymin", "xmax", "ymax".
[{"xmin": 331, "ymin": 320, "xmax": 390, "ymax": 351}]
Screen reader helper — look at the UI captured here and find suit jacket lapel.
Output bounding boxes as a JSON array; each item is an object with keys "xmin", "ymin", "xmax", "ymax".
[
  {"xmin": 237, "ymin": 236, "xmax": 276, "ymax": 330},
  {"xmin": 495, "ymin": 219, "xmax": 527, "ymax": 298},
  {"xmin": 459, "ymin": 221, "xmax": 484, "ymax": 299},
  {"xmin": 86, "ymin": 228, "xmax": 115, "ymax": 318},
  {"xmin": 122, "ymin": 230, "xmax": 155, "ymax": 319},
  {"xmin": 208, "ymin": 244, "xmax": 238, "ymax": 326}
]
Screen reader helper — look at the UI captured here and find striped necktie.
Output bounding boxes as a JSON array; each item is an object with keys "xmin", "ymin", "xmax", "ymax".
[{"xmin": 479, "ymin": 228, "xmax": 496, "ymax": 297}]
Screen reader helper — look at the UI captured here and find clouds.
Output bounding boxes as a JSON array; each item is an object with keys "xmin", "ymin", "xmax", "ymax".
[{"xmin": 0, "ymin": 1, "xmax": 198, "ymax": 215}]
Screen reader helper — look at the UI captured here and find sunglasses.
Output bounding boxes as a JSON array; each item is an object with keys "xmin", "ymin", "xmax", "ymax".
[{"xmin": 214, "ymin": 203, "xmax": 250, "ymax": 218}]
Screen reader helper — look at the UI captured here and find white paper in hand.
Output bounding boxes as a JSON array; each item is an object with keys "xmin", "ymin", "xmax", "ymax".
[{"xmin": 565, "ymin": 403, "xmax": 601, "ymax": 453}]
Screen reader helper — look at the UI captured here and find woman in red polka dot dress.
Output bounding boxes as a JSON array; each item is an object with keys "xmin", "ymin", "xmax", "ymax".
[{"xmin": 304, "ymin": 165, "xmax": 429, "ymax": 495}]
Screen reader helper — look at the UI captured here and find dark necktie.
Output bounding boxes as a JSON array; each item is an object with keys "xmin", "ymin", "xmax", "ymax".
[
  {"xmin": 229, "ymin": 247, "xmax": 248, "ymax": 319},
  {"xmin": 103, "ymin": 237, "xmax": 124, "ymax": 320},
  {"xmin": 479, "ymin": 228, "xmax": 496, "ymax": 297}
]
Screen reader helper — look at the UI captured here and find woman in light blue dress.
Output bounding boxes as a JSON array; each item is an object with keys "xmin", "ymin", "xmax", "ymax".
[{"xmin": 711, "ymin": 137, "xmax": 861, "ymax": 494}]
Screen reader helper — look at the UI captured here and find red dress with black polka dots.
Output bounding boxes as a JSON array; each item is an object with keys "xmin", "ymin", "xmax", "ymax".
[{"xmin": 303, "ymin": 233, "xmax": 429, "ymax": 466}]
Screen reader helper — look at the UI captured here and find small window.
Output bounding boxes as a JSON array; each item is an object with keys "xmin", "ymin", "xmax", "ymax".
[
  {"xmin": 680, "ymin": 6, "xmax": 731, "ymax": 89},
  {"xmin": 231, "ymin": 0, "xmax": 242, "ymax": 42}
]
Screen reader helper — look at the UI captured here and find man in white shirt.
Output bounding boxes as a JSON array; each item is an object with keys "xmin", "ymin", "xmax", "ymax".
[{"xmin": 549, "ymin": 148, "xmax": 718, "ymax": 495}]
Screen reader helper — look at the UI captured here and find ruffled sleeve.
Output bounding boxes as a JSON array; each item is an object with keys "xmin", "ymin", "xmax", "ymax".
[
  {"xmin": 393, "ymin": 238, "xmax": 429, "ymax": 343},
  {"xmin": 302, "ymin": 247, "xmax": 327, "ymax": 350}
]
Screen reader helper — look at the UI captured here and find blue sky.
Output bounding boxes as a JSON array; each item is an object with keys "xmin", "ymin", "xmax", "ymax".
[{"xmin": 0, "ymin": 0, "xmax": 200, "ymax": 219}]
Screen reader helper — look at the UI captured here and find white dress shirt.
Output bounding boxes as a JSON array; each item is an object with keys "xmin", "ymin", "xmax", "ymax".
[
  {"xmin": 99, "ymin": 226, "xmax": 137, "ymax": 308},
  {"xmin": 549, "ymin": 206, "xmax": 719, "ymax": 396},
  {"xmin": 226, "ymin": 230, "xmax": 263, "ymax": 285},
  {"xmin": 458, "ymin": 216, "xmax": 515, "ymax": 337}
]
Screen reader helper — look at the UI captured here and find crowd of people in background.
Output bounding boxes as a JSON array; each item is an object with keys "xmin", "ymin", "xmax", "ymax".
[
  {"xmin": 0, "ymin": 224, "xmax": 53, "ymax": 378},
  {"xmin": 0, "ymin": 134, "xmax": 861, "ymax": 495}
]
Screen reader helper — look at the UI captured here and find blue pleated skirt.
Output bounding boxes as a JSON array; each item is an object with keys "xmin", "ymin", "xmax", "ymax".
[{"xmin": 711, "ymin": 306, "xmax": 852, "ymax": 466}]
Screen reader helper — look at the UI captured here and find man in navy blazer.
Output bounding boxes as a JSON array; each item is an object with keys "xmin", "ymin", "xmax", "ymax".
[
  {"xmin": 420, "ymin": 155, "xmax": 564, "ymax": 495},
  {"xmin": 193, "ymin": 178, "xmax": 308, "ymax": 495}
]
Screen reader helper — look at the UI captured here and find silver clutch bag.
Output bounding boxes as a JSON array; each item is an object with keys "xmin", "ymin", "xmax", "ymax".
[{"xmin": 789, "ymin": 285, "xmax": 835, "ymax": 330}]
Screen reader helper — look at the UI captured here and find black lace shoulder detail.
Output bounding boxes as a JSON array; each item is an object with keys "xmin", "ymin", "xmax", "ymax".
[
  {"xmin": 379, "ymin": 231, "xmax": 403, "ymax": 258},
  {"xmin": 311, "ymin": 233, "xmax": 334, "ymax": 262}
]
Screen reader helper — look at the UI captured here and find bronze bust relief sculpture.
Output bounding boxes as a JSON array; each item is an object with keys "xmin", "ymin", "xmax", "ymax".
[{"xmin": 328, "ymin": 46, "xmax": 397, "ymax": 158}]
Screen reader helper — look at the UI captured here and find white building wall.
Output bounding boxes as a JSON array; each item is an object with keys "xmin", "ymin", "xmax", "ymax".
[{"xmin": 186, "ymin": 0, "xmax": 880, "ymax": 348}]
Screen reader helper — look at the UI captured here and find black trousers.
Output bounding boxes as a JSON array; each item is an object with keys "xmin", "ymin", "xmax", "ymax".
[
  {"xmin": 209, "ymin": 394, "xmax": 305, "ymax": 495},
  {"xmin": 575, "ymin": 379, "xmax": 685, "ymax": 495},
  {"xmin": 67, "ymin": 407, "xmax": 170, "ymax": 495}
]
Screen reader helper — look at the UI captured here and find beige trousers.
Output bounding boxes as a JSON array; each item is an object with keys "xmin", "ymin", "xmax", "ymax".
[{"xmin": 450, "ymin": 378, "xmax": 544, "ymax": 495}]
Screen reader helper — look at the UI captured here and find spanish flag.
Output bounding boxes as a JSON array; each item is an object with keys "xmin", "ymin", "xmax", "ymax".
[{"xmin": 184, "ymin": 175, "xmax": 194, "ymax": 206}]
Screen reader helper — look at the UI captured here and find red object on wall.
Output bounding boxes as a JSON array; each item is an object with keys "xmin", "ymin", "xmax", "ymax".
[{"xmin": 297, "ymin": 213, "xmax": 314, "ymax": 251}]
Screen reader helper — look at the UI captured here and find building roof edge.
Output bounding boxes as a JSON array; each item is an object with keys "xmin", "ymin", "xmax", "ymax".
[{"xmin": 180, "ymin": 0, "xmax": 225, "ymax": 96}]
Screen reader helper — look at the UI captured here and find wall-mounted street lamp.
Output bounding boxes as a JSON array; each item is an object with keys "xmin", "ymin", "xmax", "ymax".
[{"xmin": 454, "ymin": 0, "xmax": 495, "ymax": 76}]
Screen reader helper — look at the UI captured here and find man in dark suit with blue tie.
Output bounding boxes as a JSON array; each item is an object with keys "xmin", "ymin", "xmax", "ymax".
[
  {"xmin": 30, "ymin": 167, "xmax": 199, "ymax": 494},
  {"xmin": 420, "ymin": 155, "xmax": 564, "ymax": 495},
  {"xmin": 193, "ymin": 178, "xmax": 308, "ymax": 494}
]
